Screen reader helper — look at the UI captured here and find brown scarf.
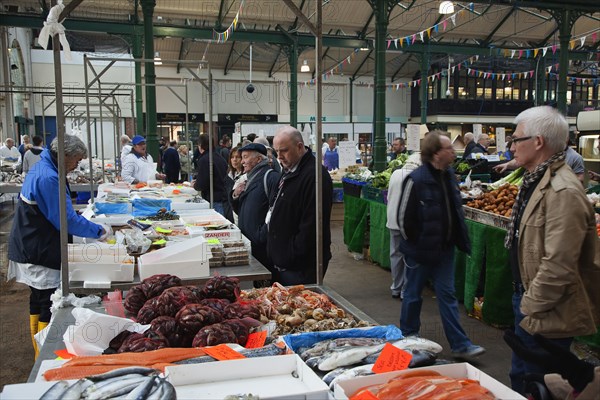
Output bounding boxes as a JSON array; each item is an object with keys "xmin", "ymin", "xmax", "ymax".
[{"xmin": 504, "ymin": 151, "xmax": 566, "ymax": 249}]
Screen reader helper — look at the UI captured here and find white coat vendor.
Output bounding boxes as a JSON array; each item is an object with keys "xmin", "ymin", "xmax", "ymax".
[{"xmin": 121, "ymin": 135, "xmax": 165, "ymax": 184}]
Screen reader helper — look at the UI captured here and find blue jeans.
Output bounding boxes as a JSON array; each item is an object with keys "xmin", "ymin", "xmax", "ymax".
[
  {"xmin": 509, "ymin": 292, "xmax": 573, "ymax": 395},
  {"xmin": 400, "ymin": 250, "xmax": 472, "ymax": 352},
  {"xmin": 213, "ymin": 202, "xmax": 226, "ymax": 217},
  {"xmin": 389, "ymin": 230, "xmax": 407, "ymax": 297}
]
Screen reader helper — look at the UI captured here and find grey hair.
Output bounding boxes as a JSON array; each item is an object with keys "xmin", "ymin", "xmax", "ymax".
[
  {"xmin": 120, "ymin": 135, "xmax": 131, "ymax": 146},
  {"xmin": 464, "ymin": 132, "xmax": 474, "ymax": 142},
  {"xmin": 275, "ymin": 125, "xmax": 304, "ymax": 145},
  {"xmin": 514, "ymin": 106, "xmax": 568, "ymax": 153},
  {"xmin": 50, "ymin": 135, "xmax": 88, "ymax": 158}
]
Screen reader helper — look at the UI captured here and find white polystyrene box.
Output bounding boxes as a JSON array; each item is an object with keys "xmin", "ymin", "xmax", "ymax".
[
  {"xmin": 333, "ymin": 362, "xmax": 525, "ymax": 400},
  {"xmin": 165, "ymin": 354, "xmax": 329, "ymax": 400},
  {"xmin": 68, "ymin": 243, "xmax": 130, "ymax": 264},
  {"xmin": 138, "ymin": 236, "xmax": 210, "ymax": 280}
]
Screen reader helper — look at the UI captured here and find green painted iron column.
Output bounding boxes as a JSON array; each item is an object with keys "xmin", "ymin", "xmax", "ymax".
[
  {"xmin": 141, "ymin": 0, "xmax": 158, "ymax": 159},
  {"xmin": 420, "ymin": 53, "xmax": 429, "ymax": 124},
  {"xmin": 132, "ymin": 32, "xmax": 144, "ymax": 135},
  {"xmin": 372, "ymin": 0, "xmax": 389, "ymax": 173},
  {"xmin": 287, "ymin": 39, "xmax": 298, "ymax": 127},
  {"xmin": 557, "ymin": 9, "xmax": 571, "ymax": 115}
]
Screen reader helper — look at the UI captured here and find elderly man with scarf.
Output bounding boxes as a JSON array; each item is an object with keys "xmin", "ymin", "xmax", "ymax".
[
  {"xmin": 504, "ymin": 105, "xmax": 600, "ymax": 395},
  {"xmin": 230, "ymin": 143, "xmax": 280, "ymax": 271}
]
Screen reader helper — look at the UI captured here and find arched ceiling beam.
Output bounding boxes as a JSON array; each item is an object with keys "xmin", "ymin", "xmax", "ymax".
[
  {"xmin": 268, "ymin": 47, "xmax": 282, "ymax": 77},
  {"xmin": 223, "ymin": 41, "xmax": 236, "ymax": 75},
  {"xmin": 352, "ymin": 49, "xmax": 373, "ymax": 80},
  {"xmin": 482, "ymin": 6, "xmax": 516, "ymax": 46},
  {"xmin": 391, "ymin": 54, "xmax": 414, "ymax": 82}
]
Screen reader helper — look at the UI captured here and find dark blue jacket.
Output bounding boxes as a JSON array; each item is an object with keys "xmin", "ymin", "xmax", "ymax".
[
  {"xmin": 230, "ymin": 161, "xmax": 280, "ymax": 269},
  {"xmin": 8, "ymin": 150, "xmax": 103, "ymax": 269},
  {"xmin": 162, "ymin": 147, "xmax": 181, "ymax": 183},
  {"xmin": 397, "ymin": 163, "xmax": 470, "ymax": 265},
  {"xmin": 194, "ymin": 150, "xmax": 228, "ymax": 203}
]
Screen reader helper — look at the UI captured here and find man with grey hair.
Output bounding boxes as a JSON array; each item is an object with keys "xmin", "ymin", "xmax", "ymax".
[
  {"xmin": 120, "ymin": 134, "xmax": 132, "ymax": 160},
  {"xmin": 267, "ymin": 126, "xmax": 333, "ymax": 285},
  {"xmin": 230, "ymin": 143, "xmax": 280, "ymax": 271},
  {"xmin": 0, "ymin": 137, "xmax": 20, "ymax": 161},
  {"xmin": 462, "ymin": 132, "xmax": 476, "ymax": 159},
  {"xmin": 8, "ymin": 135, "xmax": 110, "ymax": 359},
  {"xmin": 504, "ymin": 105, "xmax": 600, "ymax": 395}
]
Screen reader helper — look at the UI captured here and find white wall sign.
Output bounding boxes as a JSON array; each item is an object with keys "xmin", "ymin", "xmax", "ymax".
[
  {"xmin": 496, "ymin": 127, "xmax": 506, "ymax": 152},
  {"xmin": 338, "ymin": 140, "xmax": 357, "ymax": 169},
  {"xmin": 473, "ymin": 123, "xmax": 483, "ymax": 137},
  {"xmin": 406, "ymin": 124, "xmax": 421, "ymax": 152}
]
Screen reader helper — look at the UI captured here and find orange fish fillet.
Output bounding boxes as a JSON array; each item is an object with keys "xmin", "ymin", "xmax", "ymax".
[
  {"xmin": 61, "ymin": 347, "xmax": 206, "ymax": 368},
  {"xmin": 43, "ymin": 363, "xmax": 174, "ymax": 381}
]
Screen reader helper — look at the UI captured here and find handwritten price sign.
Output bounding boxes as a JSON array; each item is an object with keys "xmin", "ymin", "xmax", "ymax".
[
  {"xmin": 372, "ymin": 343, "xmax": 413, "ymax": 373},
  {"xmin": 245, "ymin": 331, "xmax": 267, "ymax": 348},
  {"xmin": 204, "ymin": 344, "xmax": 246, "ymax": 361}
]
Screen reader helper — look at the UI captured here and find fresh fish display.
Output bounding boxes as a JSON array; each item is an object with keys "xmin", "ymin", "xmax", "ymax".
[
  {"xmin": 39, "ymin": 380, "xmax": 69, "ymax": 400},
  {"xmin": 299, "ymin": 337, "xmax": 386, "ymax": 361},
  {"xmin": 327, "ymin": 364, "xmax": 376, "ymax": 389},
  {"xmin": 35, "ymin": 366, "xmax": 173, "ymax": 400},
  {"xmin": 311, "ymin": 343, "xmax": 386, "ymax": 371},
  {"xmin": 175, "ymin": 343, "xmax": 286, "ymax": 365},
  {"xmin": 85, "ymin": 366, "xmax": 157, "ymax": 381},
  {"xmin": 362, "ymin": 348, "xmax": 437, "ymax": 368},
  {"xmin": 390, "ymin": 337, "xmax": 443, "ymax": 354}
]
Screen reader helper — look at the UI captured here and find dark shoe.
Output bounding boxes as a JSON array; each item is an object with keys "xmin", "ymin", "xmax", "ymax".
[
  {"xmin": 451, "ymin": 345, "xmax": 486, "ymax": 359},
  {"xmin": 392, "ymin": 293, "xmax": 401, "ymax": 299}
]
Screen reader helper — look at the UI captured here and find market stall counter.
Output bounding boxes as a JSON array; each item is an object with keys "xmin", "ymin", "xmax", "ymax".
[{"xmin": 27, "ymin": 284, "xmax": 375, "ymax": 383}]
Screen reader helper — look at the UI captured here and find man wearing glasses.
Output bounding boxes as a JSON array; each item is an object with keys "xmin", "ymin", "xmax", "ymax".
[{"xmin": 503, "ymin": 106, "xmax": 600, "ymax": 395}]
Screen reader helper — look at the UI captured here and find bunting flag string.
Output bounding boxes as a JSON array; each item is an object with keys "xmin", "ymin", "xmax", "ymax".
[
  {"xmin": 213, "ymin": 0, "xmax": 244, "ymax": 43},
  {"xmin": 386, "ymin": 3, "xmax": 474, "ymax": 50},
  {"xmin": 300, "ymin": 49, "xmax": 360, "ymax": 86}
]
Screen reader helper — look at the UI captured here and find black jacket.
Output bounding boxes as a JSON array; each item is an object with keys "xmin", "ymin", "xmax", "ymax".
[
  {"xmin": 230, "ymin": 161, "xmax": 281, "ymax": 269},
  {"xmin": 194, "ymin": 150, "xmax": 228, "ymax": 203},
  {"xmin": 162, "ymin": 147, "xmax": 181, "ymax": 183},
  {"xmin": 266, "ymin": 148, "xmax": 333, "ymax": 282},
  {"xmin": 397, "ymin": 163, "xmax": 471, "ymax": 265}
]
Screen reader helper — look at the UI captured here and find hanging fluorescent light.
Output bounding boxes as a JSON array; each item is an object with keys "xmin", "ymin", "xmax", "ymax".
[
  {"xmin": 154, "ymin": 51, "xmax": 162, "ymax": 66},
  {"xmin": 439, "ymin": 1, "xmax": 454, "ymax": 14},
  {"xmin": 301, "ymin": 59, "xmax": 310, "ymax": 72}
]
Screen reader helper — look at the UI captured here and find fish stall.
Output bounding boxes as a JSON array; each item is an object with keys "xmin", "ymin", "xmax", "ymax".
[{"xmin": 0, "ymin": 275, "xmax": 523, "ymax": 400}]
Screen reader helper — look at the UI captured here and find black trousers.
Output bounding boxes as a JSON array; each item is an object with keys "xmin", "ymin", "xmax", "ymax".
[{"xmin": 29, "ymin": 287, "xmax": 56, "ymax": 322}]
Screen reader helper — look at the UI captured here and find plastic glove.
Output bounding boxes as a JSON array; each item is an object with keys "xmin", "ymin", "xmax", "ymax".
[
  {"xmin": 98, "ymin": 224, "xmax": 112, "ymax": 241},
  {"xmin": 503, "ymin": 330, "xmax": 594, "ymax": 393}
]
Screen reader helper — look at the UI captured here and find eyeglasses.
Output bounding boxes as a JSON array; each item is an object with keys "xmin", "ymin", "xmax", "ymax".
[{"xmin": 511, "ymin": 136, "xmax": 533, "ymax": 144}]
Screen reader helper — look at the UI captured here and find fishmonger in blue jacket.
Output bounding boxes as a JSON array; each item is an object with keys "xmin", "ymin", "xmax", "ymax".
[{"xmin": 7, "ymin": 135, "xmax": 109, "ymax": 359}]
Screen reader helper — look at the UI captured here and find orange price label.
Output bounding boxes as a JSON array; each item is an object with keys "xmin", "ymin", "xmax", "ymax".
[
  {"xmin": 245, "ymin": 331, "xmax": 267, "ymax": 348},
  {"xmin": 350, "ymin": 389, "xmax": 379, "ymax": 400},
  {"xmin": 371, "ymin": 343, "xmax": 413, "ymax": 374},
  {"xmin": 204, "ymin": 344, "xmax": 246, "ymax": 361},
  {"xmin": 54, "ymin": 349, "xmax": 76, "ymax": 359}
]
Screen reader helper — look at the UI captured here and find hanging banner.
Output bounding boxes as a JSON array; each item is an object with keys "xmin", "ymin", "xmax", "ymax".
[
  {"xmin": 496, "ymin": 127, "xmax": 506, "ymax": 153},
  {"xmin": 406, "ymin": 124, "xmax": 421, "ymax": 152},
  {"xmin": 338, "ymin": 140, "xmax": 357, "ymax": 169}
]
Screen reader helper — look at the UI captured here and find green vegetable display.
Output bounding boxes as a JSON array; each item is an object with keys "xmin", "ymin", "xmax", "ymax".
[{"xmin": 489, "ymin": 167, "xmax": 525, "ymax": 190}]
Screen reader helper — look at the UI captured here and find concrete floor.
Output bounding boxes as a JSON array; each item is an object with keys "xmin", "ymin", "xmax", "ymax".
[{"xmin": 323, "ymin": 216, "xmax": 513, "ymax": 387}]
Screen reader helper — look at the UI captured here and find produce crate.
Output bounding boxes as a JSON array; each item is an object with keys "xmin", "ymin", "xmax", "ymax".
[
  {"xmin": 361, "ymin": 185, "xmax": 387, "ymax": 204},
  {"xmin": 461, "ymin": 173, "xmax": 491, "ymax": 183},
  {"xmin": 342, "ymin": 177, "xmax": 366, "ymax": 198},
  {"xmin": 463, "ymin": 206, "xmax": 510, "ymax": 230}
]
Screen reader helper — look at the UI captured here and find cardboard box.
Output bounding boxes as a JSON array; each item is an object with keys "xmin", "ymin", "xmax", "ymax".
[
  {"xmin": 165, "ymin": 354, "xmax": 330, "ymax": 400},
  {"xmin": 333, "ymin": 363, "xmax": 525, "ymax": 400},
  {"xmin": 138, "ymin": 236, "xmax": 210, "ymax": 279}
]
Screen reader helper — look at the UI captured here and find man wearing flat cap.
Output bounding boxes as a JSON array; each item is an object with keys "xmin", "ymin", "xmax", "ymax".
[
  {"xmin": 230, "ymin": 143, "xmax": 280, "ymax": 271},
  {"xmin": 121, "ymin": 135, "xmax": 165, "ymax": 184}
]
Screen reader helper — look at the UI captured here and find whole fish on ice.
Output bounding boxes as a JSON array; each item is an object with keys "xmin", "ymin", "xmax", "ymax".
[
  {"xmin": 327, "ymin": 364, "xmax": 376, "ymax": 389},
  {"xmin": 391, "ymin": 336, "xmax": 443, "ymax": 353},
  {"xmin": 309, "ymin": 343, "xmax": 386, "ymax": 371},
  {"xmin": 299, "ymin": 337, "xmax": 386, "ymax": 361}
]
